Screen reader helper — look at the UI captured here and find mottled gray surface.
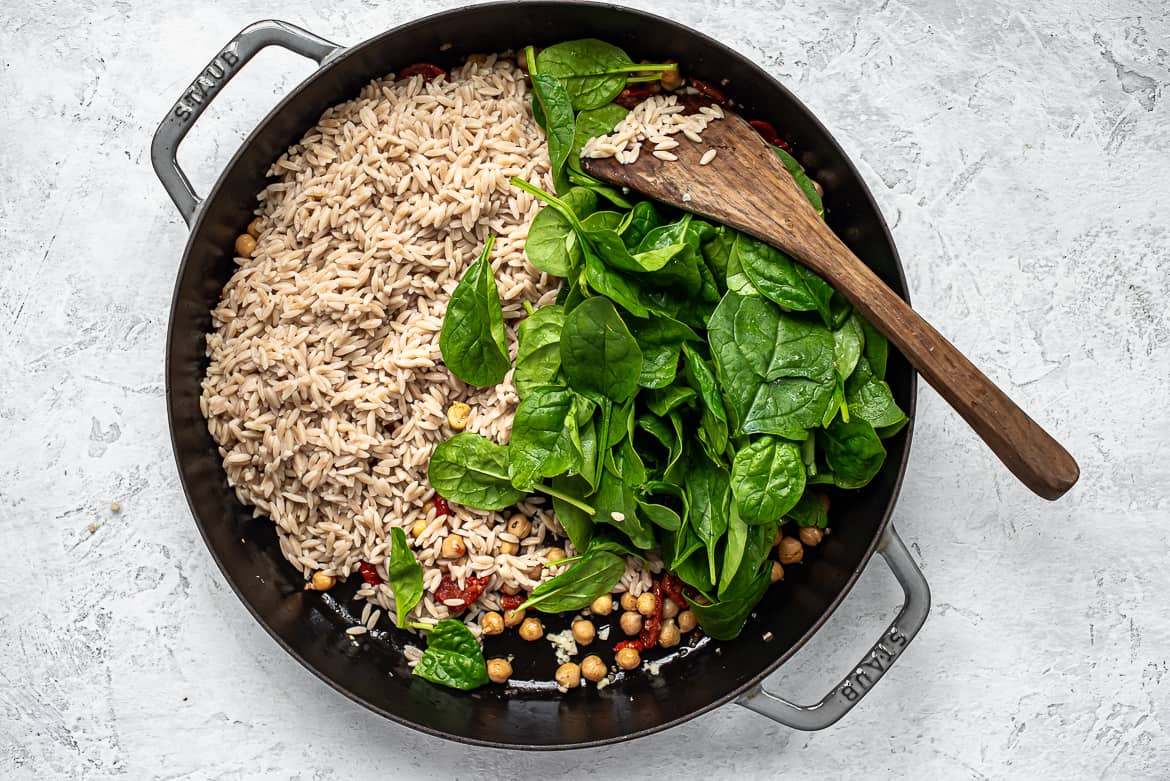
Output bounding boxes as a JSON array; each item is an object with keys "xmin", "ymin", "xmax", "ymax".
[{"xmin": 1, "ymin": 0, "xmax": 1167, "ymax": 777}]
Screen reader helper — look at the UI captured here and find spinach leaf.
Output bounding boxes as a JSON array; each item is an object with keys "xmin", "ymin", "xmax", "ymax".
[
  {"xmin": 701, "ymin": 224, "xmax": 736, "ymax": 282},
  {"xmin": 819, "ymin": 417, "xmax": 886, "ymax": 489},
  {"xmin": 834, "ymin": 314, "xmax": 865, "ymax": 383},
  {"xmin": 773, "ymin": 146, "xmax": 824, "ymax": 218},
  {"xmin": 682, "ymin": 344, "xmax": 729, "ymax": 458},
  {"xmin": 825, "ymin": 314, "xmax": 865, "ymax": 424},
  {"xmin": 550, "ymin": 474, "xmax": 594, "ymax": 551},
  {"xmin": 684, "ymin": 449, "xmax": 732, "ymax": 583},
  {"xmin": 517, "ymin": 549, "xmax": 627, "ymax": 612},
  {"xmin": 620, "ymin": 201, "xmax": 662, "ymax": 248},
  {"xmin": 525, "ymin": 187, "xmax": 597, "ymax": 276},
  {"xmin": 586, "ymin": 532, "xmax": 646, "ymax": 561},
  {"xmin": 413, "ymin": 619, "xmax": 489, "ymax": 690},
  {"xmin": 593, "ymin": 466, "xmax": 654, "ymax": 549},
  {"xmin": 638, "ymin": 498, "xmax": 681, "ymax": 531},
  {"xmin": 583, "ymin": 250, "xmax": 651, "ymax": 317},
  {"xmin": 561, "ymin": 296, "xmax": 643, "ymax": 403},
  {"xmin": 860, "ymin": 317, "xmax": 889, "ymax": 379},
  {"xmin": 785, "ymin": 490, "xmax": 828, "ymax": 528},
  {"xmin": 708, "ymin": 292, "xmax": 836, "ymax": 439},
  {"xmin": 527, "ymin": 47, "xmax": 575, "ymax": 193},
  {"xmin": 515, "ymin": 304, "xmax": 565, "ymax": 398},
  {"xmin": 723, "ymin": 234, "xmax": 759, "ymax": 295},
  {"xmin": 428, "ymin": 433, "xmax": 527, "ymax": 510},
  {"xmin": 844, "ymin": 356, "xmax": 907, "ymax": 432},
  {"xmin": 719, "ymin": 503, "xmax": 749, "ymax": 597},
  {"xmin": 645, "ymin": 385, "xmax": 697, "ymax": 416},
  {"xmin": 733, "ymin": 233, "xmax": 834, "ymax": 327},
  {"xmin": 508, "ymin": 385, "xmax": 581, "ymax": 489},
  {"xmin": 387, "ymin": 527, "xmax": 424, "ymax": 627},
  {"xmin": 438, "ymin": 236, "xmax": 510, "ymax": 387},
  {"xmin": 730, "ymin": 435, "xmax": 806, "ymax": 523},
  {"xmin": 566, "ymin": 167, "xmax": 635, "ymax": 208},
  {"xmin": 672, "ymin": 545, "xmax": 716, "ymax": 596},
  {"xmin": 572, "ymin": 103, "xmax": 629, "ymax": 162},
  {"xmin": 628, "ymin": 314, "xmax": 700, "ymax": 389},
  {"xmin": 688, "ymin": 521, "xmax": 776, "ymax": 640},
  {"xmin": 536, "ymin": 39, "xmax": 677, "ymax": 110}
]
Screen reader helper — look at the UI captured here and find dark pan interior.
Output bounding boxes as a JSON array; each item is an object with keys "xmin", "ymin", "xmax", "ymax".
[{"xmin": 166, "ymin": 1, "xmax": 916, "ymax": 748}]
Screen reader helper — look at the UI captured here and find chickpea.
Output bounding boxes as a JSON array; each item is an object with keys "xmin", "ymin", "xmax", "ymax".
[
  {"xmin": 616, "ymin": 646, "xmax": 641, "ymax": 670},
  {"xmin": 498, "ymin": 539, "xmax": 519, "ymax": 555},
  {"xmin": 620, "ymin": 611, "xmax": 643, "ymax": 636},
  {"xmin": 581, "ymin": 654, "xmax": 607, "ymax": 682},
  {"xmin": 620, "ymin": 593, "xmax": 638, "ymax": 612},
  {"xmin": 812, "ymin": 180, "xmax": 825, "ymax": 198},
  {"xmin": 778, "ymin": 536, "xmax": 804, "ymax": 565},
  {"xmin": 546, "ymin": 547, "xmax": 567, "ymax": 563},
  {"xmin": 487, "ymin": 658, "xmax": 512, "ymax": 684},
  {"xmin": 660, "ymin": 60, "xmax": 683, "ymax": 91},
  {"xmin": 555, "ymin": 662, "xmax": 582, "ymax": 689},
  {"xmin": 506, "ymin": 514, "xmax": 532, "ymax": 540},
  {"xmin": 773, "ymin": 528, "xmax": 784, "ymax": 547},
  {"xmin": 246, "ymin": 217, "xmax": 263, "ymax": 238},
  {"xmin": 659, "ymin": 618, "xmax": 680, "ymax": 648},
  {"xmin": 480, "ymin": 611, "xmax": 504, "ymax": 636},
  {"xmin": 234, "ymin": 233, "xmax": 257, "ymax": 257},
  {"xmin": 590, "ymin": 594, "xmax": 614, "ymax": 616},
  {"xmin": 501, "ymin": 582, "xmax": 521, "ymax": 596},
  {"xmin": 440, "ymin": 534, "xmax": 466, "ymax": 559},
  {"xmin": 446, "ymin": 401, "xmax": 471, "ymax": 431},
  {"xmin": 677, "ymin": 609, "xmax": 697, "ymax": 633},
  {"xmin": 410, "ymin": 518, "xmax": 428, "ymax": 538},
  {"xmin": 771, "ymin": 561, "xmax": 785, "ymax": 583},
  {"xmin": 662, "ymin": 597, "xmax": 680, "ymax": 620},
  {"xmin": 799, "ymin": 526, "xmax": 824, "ymax": 547},
  {"xmin": 503, "ymin": 607, "xmax": 526, "ymax": 627},
  {"xmin": 518, "ymin": 616, "xmax": 544, "ymax": 641},
  {"xmin": 636, "ymin": 591, "xmax": 658, "ymax": 617},
  {"xmin": 305, "ymin": 571, "xmax": 335, "ymax": 591},
  {"xmin": 572, "ymin": 618, "xmax": 595, "ymax": 646}
]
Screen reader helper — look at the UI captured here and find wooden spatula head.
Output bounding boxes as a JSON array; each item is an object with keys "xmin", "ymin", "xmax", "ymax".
[{"xmin": 581, "ymin": 106, "xmax": 827, "ymax": 273}]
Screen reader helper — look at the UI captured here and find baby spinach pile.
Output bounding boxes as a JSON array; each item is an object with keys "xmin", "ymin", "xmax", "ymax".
[{"xmin": 427, "ymin": 40, "xmax": 907, "ymax": 644}]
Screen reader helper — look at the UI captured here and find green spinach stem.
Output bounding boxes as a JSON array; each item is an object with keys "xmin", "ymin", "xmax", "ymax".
[{"xmin": 535, "ymin": 483, "xmax": 595, "ymax": 515}]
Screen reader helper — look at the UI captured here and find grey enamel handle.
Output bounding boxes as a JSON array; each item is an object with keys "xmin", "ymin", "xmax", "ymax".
[
  {"xmin": 737, "ymin": 525, "xmax": 930, "ymax": 730},
  {"xmin": 150, "ymin": 20, "xmax": 341, "ymax": 226}
]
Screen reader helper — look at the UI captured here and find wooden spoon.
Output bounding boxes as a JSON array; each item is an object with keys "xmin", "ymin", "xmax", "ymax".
[{"xmin": 582, "ymin": 107, "xmax": 1078, "ymax": 500}]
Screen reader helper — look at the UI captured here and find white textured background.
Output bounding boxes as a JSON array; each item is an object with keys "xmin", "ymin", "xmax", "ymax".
[{"xmin": 1, "ymin": 0, "xmax": 1167, "ymax": 777}]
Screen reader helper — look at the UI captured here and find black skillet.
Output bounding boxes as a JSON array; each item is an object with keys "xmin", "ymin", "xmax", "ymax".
[{"xmin": 152, "ymin": 2, "xmax": 930, "ymax": 748}]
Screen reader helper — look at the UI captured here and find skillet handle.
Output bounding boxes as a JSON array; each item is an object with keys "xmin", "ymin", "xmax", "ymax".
[
  {"xmin": 150, "ymin": 20, "xmax": 341, "ymax": 226},
  {"xmin": 736, "ymin": 525, "xmax": 930, "ymax": 730}
]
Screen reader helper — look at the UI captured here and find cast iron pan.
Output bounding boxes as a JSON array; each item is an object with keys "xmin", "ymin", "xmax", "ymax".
[{"xmin": 152, "ymin": 2, "xmax": 930, "ymax": 748}]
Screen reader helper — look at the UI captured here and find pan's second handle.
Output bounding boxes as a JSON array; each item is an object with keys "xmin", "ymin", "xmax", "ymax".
[
  {"xmin": 736, "ymin": 526, "xmax": 930, "ymax": 730},
  {"xmin": 150, "ymin": 20, "xmax": 341, "ymax": 226}
]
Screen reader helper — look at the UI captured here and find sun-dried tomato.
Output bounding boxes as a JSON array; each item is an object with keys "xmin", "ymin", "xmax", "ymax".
[
  {"xmin": 398, "ymin": 62, "xmax": 447, "ymax": 82},
  {"xmin": 500, "ymin": 593, "xmax": 524, "ymax": 612},
  {"xmin": 614, "ymin": 638, "xmax": 644, "ymax": 652},
  {"xmin": 616, "ymin": 86, "xmax": 657, "ymax": 108},
  {"xmin": 687, "ymin": 78, "xmax": 728, "ymax": 105},
  {"xmin": 434, "ymin": 574, "xmax": 489, "ymax": 615},
  {"xmin": 358, "ymin": 561, "xmax": 382, "ymax": 586},
  {"xmin": 433, "ymin": 494, "xmax": 451, "ymax": 518},
  {"xmin": 660, "ymin": 573, "xmax": 687, "ymax": 608}
]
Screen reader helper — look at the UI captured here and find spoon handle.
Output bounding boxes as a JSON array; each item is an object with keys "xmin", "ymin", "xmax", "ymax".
[{"xmin": 788, "ymin": 225, "xmax": 1079, "ymax": 499}]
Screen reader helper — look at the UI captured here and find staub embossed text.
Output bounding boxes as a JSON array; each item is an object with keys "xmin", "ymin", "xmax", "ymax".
[
  {"xmin": 838, "ymin": 626, "xmax": 908, "ymax": 702},
  {"xmin": 173, "ymin": 46, "xmax": 240, "ymax": 120}
]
